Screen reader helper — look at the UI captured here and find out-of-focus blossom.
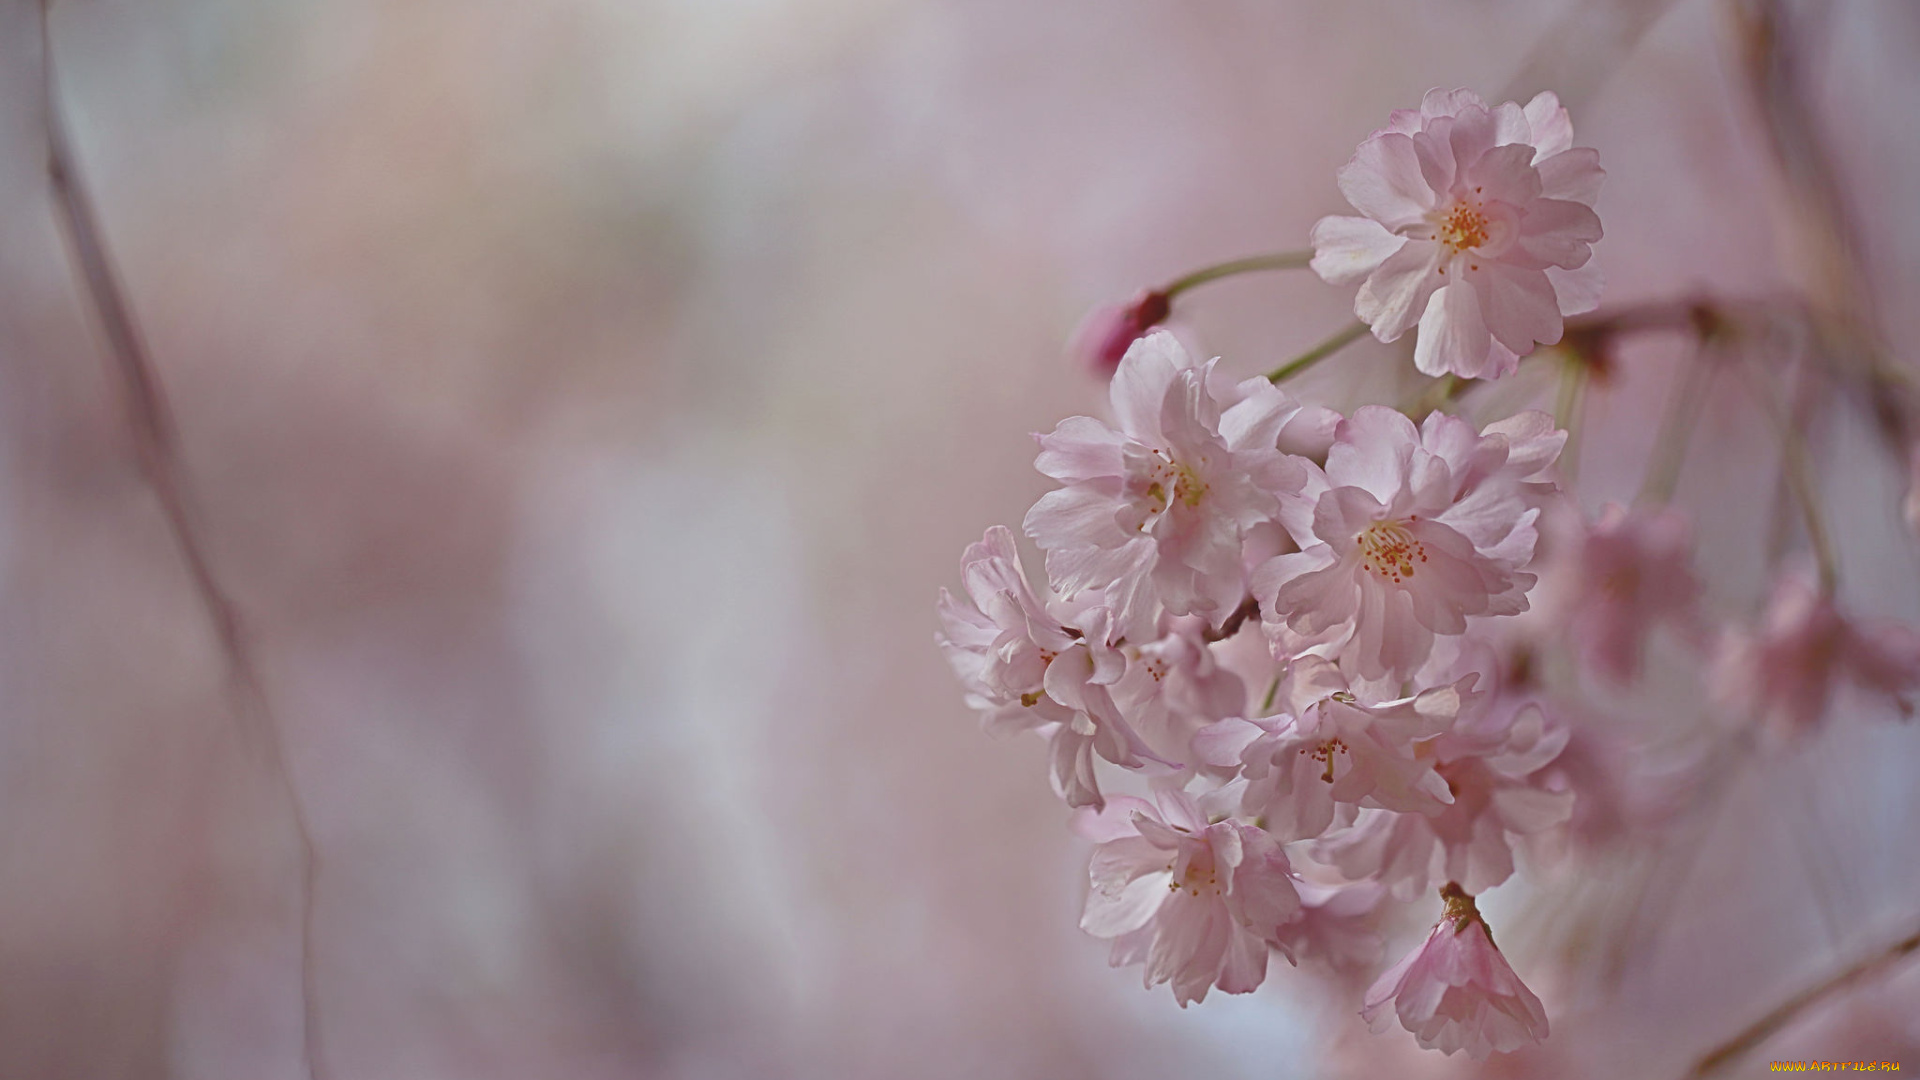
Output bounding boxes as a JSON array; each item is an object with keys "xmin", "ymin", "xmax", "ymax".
[
  {"xmin": 1195, "ymin": 654, "xmax": 1470, "ymax": 840},
  {"xmin": 1710, "ymin": 568, "xmax": 1920, "ymax": 736},
  {"xmin": 1272, "ymin": 878, "xmax": 1389, "ymax": 975},
  {"xmin": 1025, "ymin": 331, "xmax": 1319, "ymax": 639},
  {"xmin": 1362, "ymin": 883, "xmax": 1549, "ymax": 1058},
  {"xmin": 1316, "ymin": 700, "xmax": 1572, "ymax": 899},
  {"xmin": 936, "ymin": 526, "xmax": 1160, "ymax": 807},
  {"xmin": 1075, "ymin": 789, "xmax": 1302, "ymax": 1006},
  {"xmin": 1311, "ymin": 88, "xmax": 1604, "ymax": 380},
  {"xmin": 1255, "ymin": 407, "xmax": 1563, "ymax": 685},
  {"xmin": 1070, "ymin": 288, "xmax": 1171, "ymax": 379},
  {"xmin": 1566, "ymin": 503, "xmax": 1702, "ymax": 683},
  {"xmin": 1905, "ymin": 442, "xmax": 1920, "ymax": 541}
]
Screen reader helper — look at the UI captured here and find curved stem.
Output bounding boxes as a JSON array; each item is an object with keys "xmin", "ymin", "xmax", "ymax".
[
  {"xmin": 1267, "ymin": 321, "xmax": 1370, "ymax": 384},
  {"xmin": 40, "ymin": 8, "xmax": 326, "ymax": 1079},
  {"xmin": 1555, "ymin": 359, "xmax": 1590, "ymax": 485},
  {"xmin": 1735, "ymin": 349, "xmax": 1839, "ymax": 592},
  {"xmin": 1636, "ymin": 342, "xmax": 1717, "ymax": 506},
  {"xmin": 1161, "ymin": 250, "xmax": 1312, "ymax": 298},
  {"xmin": 1688, "ymin": 923, "xmax": 1920, "ymax": 1076}
]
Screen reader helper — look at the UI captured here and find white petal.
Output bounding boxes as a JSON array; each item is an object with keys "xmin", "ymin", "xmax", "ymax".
[
  {"xmin": 1338, "ymin": 133, "xmax": 1437, "ymax": 230},
  {"xmin": 1546, "ymin": 261, "xmax": 1604, "ymax": 316},
  {"xmin": 1413, "ymin": 278, "xmax": 1492, "ymax": 378},
  {"xmin": 1311, "ymin": 215, "xmax": 1407, "ymax": 286},
  {"xmin": 1523, "ymin": 91, "xmax": 1574, "ymax": 157},
  {"xmin": 1356, "ymin": 241, "xmax": 1445, "ymax": 342}
]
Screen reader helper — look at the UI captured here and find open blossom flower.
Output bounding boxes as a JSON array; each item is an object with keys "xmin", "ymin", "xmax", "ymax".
[
  {"xmin": 1195, "ymin": 655, "xmax": 1472, "ymax": 841},
  {"xmin": 1273, "ymin": 879, "xmax": 1388, "ymax": 975},
  {"xmin": 1710, "ymin": 568, "xmax": 1920, "ymax": 736},
  {"xmin": 1362, "ymin": 884, "xmax": 1549, "ymax": 1058},
  {"xmin": 1312, "ymin": 88, "xmax": 1604, "ymax": 380},
  {"xmin": 1565, "ymin": 503, "xmax": 1703, "ymax": 683},
  {"xmin": 936, "ymin": 526, "xmax": 1160, "ymax": 808},
  {"xmin": 1114, "ymin": 614, "xmax": 1250, "ymax": 768},
  {"xmin": 1315, "ymin": 697, "xmax": 1573, "ymax": 899},
  {"xmin": 1070, "ymin": 288, "xmax": 1170, "ymax": 378},
  {"xmin": 1025, "ymin": 331, "xmax": 1326, "ymax": 639},
  {"xmin": 1255, "ymin": 407, "xmax": 1564, "ymax": 685},
  {"xmin": 1075, "ymin": 789, "xmax": 1302, "ymax": 1006}
]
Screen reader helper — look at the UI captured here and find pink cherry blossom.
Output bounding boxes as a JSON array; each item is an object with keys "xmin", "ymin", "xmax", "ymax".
[
  {"xmin": 1565, "ymin": 503, "xmax": 1703, "ymax": 684},
  {"xmin": 1069, "ymin": 288, "xmax": 1170, "ymax": 378},
  {"xmin": 1075, "ymin": 789, "xmax": 1302, "ymax": 1006},
  {"xmin": 1362, "ymin": 884, "xmax": 1549, "ymax": 1058},
  {"xmin": 1024, "ymin": 331, "xmax": 1323, "ymax": 639},
  {"xmin": 1314, "ymin": 698, "xmax": 1573, "ymax": 900},
  {"xmin": 937, "ymin": 526, "xmax": 1161, "ymax": 808},
  {"xmin": 1194, "ymin": 655, "xmax": 1471, "ymax": 841},
  {"xmin": 1710, "ymin": 568, "xmax": 1920, "ymax": 736},
  {"xmin": 1312, "ymin": 88, "xmax": 1604, "ymax": 380},
  {"xmin": 1254, "ymin": 406, "xmax": 1564, "ymax": 685},
  {"xmin": 1113, "ymin": 614, "xmax": 1251, "ymax": 768}
]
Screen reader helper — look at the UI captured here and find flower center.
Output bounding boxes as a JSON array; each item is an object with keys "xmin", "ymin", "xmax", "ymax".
[
  {"xmin": 1299, "ymin": 737, "xmax": 1349, "ymax": 783},
  {"xmin": 1165, "ymin": 854, "xmax": 1221, "ymax": 897},
  {"xmin": 1357, "ymin": 519, "xmax": 1427, "ymax": 583},
  {"xmin": 1436, "ymin": 201, "xmax": 1491, "ymax": 253},
  {"xmin": 1138, "ymin": 450, "xmax": 1210, "ymax": 528}
]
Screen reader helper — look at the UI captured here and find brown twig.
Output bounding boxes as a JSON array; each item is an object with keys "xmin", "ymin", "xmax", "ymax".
[
  {"xmin": 39, "ymin": 7, "xmax": 326, "ymax": 1079},
  {"xmin": 1687, "ymin": 924, "xmax": 1920, "ymax": 1076},
  {"xmin": 1204, "ymin": 596, "xmax": 1260, "ymax": 643}
]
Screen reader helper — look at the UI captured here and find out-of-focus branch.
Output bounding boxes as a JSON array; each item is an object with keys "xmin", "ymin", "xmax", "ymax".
[
  {"xmin": 1502, "ymin": 0, "xmax": 1685, "ymax": 110},
  {"xmin": 1687, "ymin": 923, "xmax": 1920, "ymax": 1076},
  {"xmin": 38, "ymin": 7, "xmax": 326, "ymax": 1079}
]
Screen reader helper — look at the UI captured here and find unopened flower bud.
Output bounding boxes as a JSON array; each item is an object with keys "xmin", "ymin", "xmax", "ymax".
[{"xmin": 1070, "ymin": 288, "xmax": 1170, "ymax": 379}]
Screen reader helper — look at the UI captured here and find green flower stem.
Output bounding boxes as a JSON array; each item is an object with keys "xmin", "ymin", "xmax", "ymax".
[
  {"xmin": 1161, "ymin": 250, "xmax": 1313, "ymax": 299},
  {"xmin": 1266, "ymin": 321, "xmax": 1371, "ymax": 384}
]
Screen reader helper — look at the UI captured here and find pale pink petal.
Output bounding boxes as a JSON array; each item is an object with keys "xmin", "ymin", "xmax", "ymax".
[
  {"xmin": 1414, "ymin": 277, "xmax": 1495, "ymax": 378},
  {"xmin": 1034, "ymin": 415, "xmax": 1129, "ymax": 483},
  {"xmin": 1523, "ymin": 91, "xmax": 1574, "ymax": 157},
  {"xmin": 1338, "ymin": 133, "xmax": 1438, "ymax": 229},
  {"xmin": 1535, "ymin": 145, "xmax": 1604, "ymax": 202},
  {"xmin": 1108, "ymin": 330, "xmax": 1190, "ymax": 441},
  {"xmin": 1357, "ymin": 239, "xmax": 1445, "ymax": 342},
  {"xmin": 1490, "ymin": 100, "xmax": 1532, "ymax": 148},
  {"xmin": 1483, "ymin": 262, "xmax": 1565, "ymax": 355},
  {"xmin": 1326, "ymin": 406, "xmax": 1420, "ymax": 503},
  {"xmin": 1311, "ymin": 214, "xmax": 1408, "ymax": 285},
  {"xmin": 1420, "ymin": 87, "xmax": 1490, "ymax": 119},
  {"xmin": 1546, "ymin": 261, "xmax": 1605, "ymax": 316},
  {"xmin": 1462, "ymin": 143, "xmax": 1542, "ymax": 209}
]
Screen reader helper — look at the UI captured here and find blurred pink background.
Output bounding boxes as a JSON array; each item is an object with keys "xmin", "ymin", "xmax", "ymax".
[{"xmin": 2, "ymin": 1, "xmax": 1918, "ymax": 1077}]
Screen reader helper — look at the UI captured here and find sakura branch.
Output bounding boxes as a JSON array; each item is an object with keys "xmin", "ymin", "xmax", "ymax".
[
  {"xmin": 939, "ymin": 82, "xmax": 1920, "ymax": 1065},
  {"xmin": 1688, "ymin": 922, "xmax": 1920, "ymax": 1077},
  {"xmin": 39, "ymin": 7, "xmax": 328, "ymax": 1079}
]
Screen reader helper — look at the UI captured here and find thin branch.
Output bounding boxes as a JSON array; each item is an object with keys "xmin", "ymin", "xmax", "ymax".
[
  {"xmin": 1636, "ymin": 340, "xmax": 1717, "ymax": 506},
  {"xmin": 1266, "ymin": 321, "xmax": 1370, "ymax": 383},
  {"xmin": 1161, "ymin": 250, "xmax": 1313, "ymax": 298},
  {"xmin": 1203, "ymin": 596, "xmax": 1259, "ymax": 643},
  {"xmin": 39, "ymin": 8, "xmax": 326, "ymax": 1079},
  {"xmin": 1688, "ymin": 923, "xmax": 1920, "ymax": 1076}
]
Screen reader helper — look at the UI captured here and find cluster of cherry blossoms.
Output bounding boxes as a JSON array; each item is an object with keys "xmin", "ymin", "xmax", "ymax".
[{"xmin": 938, "ymin": 88, "xmax": 1920, "ymax": 1063}]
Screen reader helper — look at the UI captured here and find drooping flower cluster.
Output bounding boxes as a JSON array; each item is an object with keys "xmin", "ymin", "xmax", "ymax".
[
  {"xmin": 939, "ymin": 85, "xmax": 1920, "ymax": 1066},
  {"xmin": 939, "ymin": 326, "xmax": 1570, "ymax": 1056}
]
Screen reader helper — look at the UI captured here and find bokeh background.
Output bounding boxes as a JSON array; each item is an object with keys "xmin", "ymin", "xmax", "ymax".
[{"xmin": 2, "ymin": 0, "xmax": 1918, "ymax": 1077}]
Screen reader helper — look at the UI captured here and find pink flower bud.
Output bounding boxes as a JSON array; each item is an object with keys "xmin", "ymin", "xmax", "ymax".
[{"xmin": 1069, "ymin": 288, "xmax": 1170, "ymax": 379}]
